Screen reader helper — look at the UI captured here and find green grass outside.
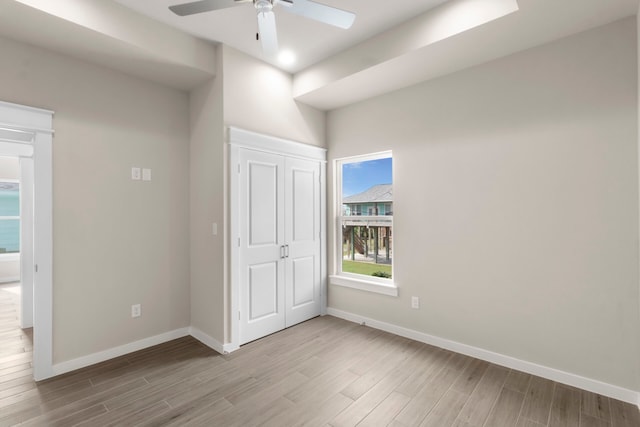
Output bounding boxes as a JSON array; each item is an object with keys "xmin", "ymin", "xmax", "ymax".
[{"xmin": 342, "ymin": 260, "xmax": 392, "ymax": 278}]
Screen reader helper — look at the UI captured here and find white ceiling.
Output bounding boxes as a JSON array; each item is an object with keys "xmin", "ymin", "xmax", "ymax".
[
  {"xmin": 1, "ymin": 0, "xmax": 638, "ymax": 110},
  {"xmin": 113, "ymin": 0, "xmax": 449, "ymax": 73}
]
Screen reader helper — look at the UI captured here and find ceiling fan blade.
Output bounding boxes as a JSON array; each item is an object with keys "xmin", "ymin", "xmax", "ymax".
[
  {"xmin": 278, "ymin": 0, "xmax": 355, "ymax": 29},
  {"xmin": 257, "ymin": 10, "xmax": 279, "ymax": 55},
  {"xmin": 169, "ymin": 0, "xmax": 250, "ymax": 17}
]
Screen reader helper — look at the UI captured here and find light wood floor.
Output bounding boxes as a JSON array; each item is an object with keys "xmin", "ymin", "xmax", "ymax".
[{"xmin": 1, "ymin": 284, "xmax": 638, "ymax": 426}]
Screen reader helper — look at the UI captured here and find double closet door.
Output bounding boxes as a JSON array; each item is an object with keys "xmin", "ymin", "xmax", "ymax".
[{"xmin": 238, "ymin": 147, "xmax": 322, "ymax": 345}]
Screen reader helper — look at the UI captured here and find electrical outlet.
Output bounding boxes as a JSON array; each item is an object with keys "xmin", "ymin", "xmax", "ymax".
[
  {"xmin": 131, "ymin": 304, "xmax": 141, "ymax": 318},
  {"xmin": 411, "ymin": 296, "xmax": 420, "ymax": 309}
]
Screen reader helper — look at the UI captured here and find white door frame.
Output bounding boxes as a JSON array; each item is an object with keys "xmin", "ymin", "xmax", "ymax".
[
  {"xmin": 228, "ymin": 127, "xmax": 326, "ymax": 351},
  {"xmin": 20, "ymin": 158, "xmax": 34, "ymax": 329},
  {"xmin": 0, "ymin": 101, "xmax": 54, "ymax": 381}
]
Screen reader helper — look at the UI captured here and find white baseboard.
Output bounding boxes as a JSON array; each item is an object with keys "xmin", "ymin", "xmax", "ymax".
[
  {"xmin": 0, "ymin": 275, "xmax": 20, "ymax": 284},
  {"xmin": 52, "ymin": 328, "xmax": 190, "ymax": 377},
  {"xmin": 50, "ymin": 326, "xmax": 243, "ymax": 379},
  {"xmin": 188, "ymin": 326, "xmax": 238, "ymax": 354},
  {"xmin": 326, "ymin": 307, "xmax": 640, "ymax": 406}
]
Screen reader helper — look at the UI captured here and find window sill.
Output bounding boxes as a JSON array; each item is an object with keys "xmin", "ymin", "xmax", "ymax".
[
  {"xmin": 0, "ymin": 253, "xmax": 19, "ymax": 262},
  {"xmin": 330, "ymin": 274, "xmax": 398, "ymax": 297}
]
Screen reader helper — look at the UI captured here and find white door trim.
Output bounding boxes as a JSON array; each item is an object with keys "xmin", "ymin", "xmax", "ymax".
[
  {"xmin": 228, "ymin": 127, "xmax": 326, "ymax": 351},
  {"xmin": 227, "ymin": 127, "xmax": 327, "ymax": 161},
  {"xmin": 0, "ymin": 101, "xmax": 54, "ymax": 381},
  {"xmin": 20, "ymin": 158, "xmax": 34, "ymax": 328}
]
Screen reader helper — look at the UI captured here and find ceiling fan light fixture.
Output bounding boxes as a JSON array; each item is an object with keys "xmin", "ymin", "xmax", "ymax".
[{"xmin": 169, "ymin": 0, "xmax": 356, "ymax": 58}]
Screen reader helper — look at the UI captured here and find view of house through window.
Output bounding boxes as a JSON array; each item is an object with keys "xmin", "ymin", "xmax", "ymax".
[{"xmin": 340, "ymin": 154, "xmax": 392, "ymax": 279}]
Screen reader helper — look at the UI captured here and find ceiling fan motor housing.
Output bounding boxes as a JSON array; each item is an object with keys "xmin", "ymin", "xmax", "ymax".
[{"xmin": 255, "ymin": 0, "xmax": 274, "ymax": 14}]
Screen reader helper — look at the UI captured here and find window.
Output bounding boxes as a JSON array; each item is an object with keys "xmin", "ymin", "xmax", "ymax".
[
  {"xmin": 331, "ymin": 152, "xmax": 396, "ymax": 296},
  {"xmin": 0, "ymin": 182, "xmax": 19, "ymax": 254}
]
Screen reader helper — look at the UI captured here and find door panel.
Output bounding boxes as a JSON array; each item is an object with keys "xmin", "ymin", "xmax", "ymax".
[
  {"xmin": 249, "ymin": 163, "xmax": 278, "ymax": 246},
  {"xmin": 240, "ymin": 150, "xmax": 285, "ymax": 344},
  {"xmin": 248, "ymin": 262, "xmax": 279, "ymax": 320},
  {"xmin": 292, "ymin": 256, "xmax": 314, "ymax": 306},
  {"xmin": 292, "ymin": 169, "xmax": 315, "ymax": 242},
  {"xmin": 285, "ymin": 157, "xmax": 321, "ymax": 327}
]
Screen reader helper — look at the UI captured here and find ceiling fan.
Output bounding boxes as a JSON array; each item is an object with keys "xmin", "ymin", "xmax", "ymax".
[{"xmin": 168, "ymin": 0, "xmax": 356, "ymax": 55}]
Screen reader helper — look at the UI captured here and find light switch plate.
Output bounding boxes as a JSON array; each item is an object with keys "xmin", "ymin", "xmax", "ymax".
[
  {"xmin": 131, "ymin": 304, "xmax": 141, "ymax": 318},
  {"xmin": 131, "ymin": 167, "xmax": 141, "ymax": 180},
  {"xmin": 142, "ymin": 168, "xmax": 151, "ymax": 181},
  {"xmin": 212, "ymin": 223, "xmax": 218, "ymax": 235}
]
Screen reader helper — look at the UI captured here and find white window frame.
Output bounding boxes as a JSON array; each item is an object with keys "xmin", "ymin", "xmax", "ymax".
[{"xmin": 330, "ymin": 151, "xmax": 397, "ymax": 297}]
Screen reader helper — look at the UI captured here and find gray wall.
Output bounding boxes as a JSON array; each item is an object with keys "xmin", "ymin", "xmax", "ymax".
[
  {"xmin": 189, "ymin": 47, "xmax": 225, "ymax": 343},
  {"xmin": 0, "ymin": 35, "xmax": 191, "ymax": 363},
  {"xmin": 222, "ymin": 46, "xmax": 325, "ymax": 149},
  {"xmin": 327, "ymin": 18, "xmax": 640, "ymax": 391}
]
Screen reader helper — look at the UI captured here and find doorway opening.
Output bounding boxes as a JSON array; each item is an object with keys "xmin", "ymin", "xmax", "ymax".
[
  {"xmin": 0, "ymin": 100, "xmax": 53, "ymax": 380},
  {"xmin": 0, "ymin": 154, "xmax": 33, "ymax": 378}
]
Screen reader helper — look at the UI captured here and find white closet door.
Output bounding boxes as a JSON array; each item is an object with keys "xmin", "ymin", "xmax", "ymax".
[
  {"xmin": 285, "ymin": 157, "xmax": 321, "ymax": 327},
  {"xmin": 239, "ymin": 149, "xmax": 285, "ymax": 344}
]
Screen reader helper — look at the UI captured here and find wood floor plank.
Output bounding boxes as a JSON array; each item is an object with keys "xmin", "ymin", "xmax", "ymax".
[
  {"xmin": 451, "ymin": 364, "xmax": 510, "ymax": 427},
  {"xmin": 610, "ymin": 398, "xmax": 640, "ymax": 427},
  {"xmin": 519, "ymin": 376, "xmax": 556, "ymax": 425},
  {"xmin": 581, "ymin": 413, "xmax": 611, "ymax": 427},
  {"xmin": 265, "ymin": 392, "xmax": 354, "ymax": 427},
  {"xmin": 287, "ymin": 367, "xmax": 359, "ymax": 405},
  {"xmin": 79, "ymin": 401, "xmax": 171, "ymax": 427},
  {"xmin": 206, "ymin": 372, "xmax": 309, "ymax": 426},
  {"xmin": 41, "ymin": 376, "xmax": 146, "ymax": 409},
  {"xmin": 246, "ymin": 396, "xmax": 296, "ymax": 427},
  {"xmin": 103, "ymin": 376, "xmax": 201, "ymax": 412},
  {"xmin": 341, "ymin": 337, "xmax": 418, "ymax": 401},
  {"xmin": 357, "ymin": 391, "xmax": 411, "ymax": 427},
  {"xmin": 164, "ymin": 369, "xmax": 254, "ymax": 409},
  {"xmin": 549, "ymin": 384, "xmax": 580, "ymax": 427},
  {"xmin": 0, "ymin": 403, "xmax": 42, "ymax": 426},
  {"xmin": 24, "ymin": 403, "xmax": 107, "ymax": 427},
  {"xmin": 29, "ymin": 378, "xmax": 149, "ymax": 424},
  {"xmin": 140, "ymin": 397, "xmax": 233, "ymax": 427},
  {"xmin": 581, "ymin": 391, "xmax": 612, "ymax": 423},
  {"xmin": 516, "ymin": 418, "xmax": 547, "ymax": 427},
  {"xmin": 394, "ymin": 348, "xmax": 451, "ymax": 398},
  {"xmin": 0, "ymin": 381, "xmax": 36, "ymax": 400},
  {"xmin": 297, "ymin": 393, "xmax": 355, "ymax": 427},
  {"xmin": 330, "ymin": 366, "xmax": 411, "ymax": 427},
  {"xmin": 393, "ymin": 357, "xmax": 469, "ymax": 426},
  {"xmin": 346, "ymin": 332, "xmax": 404, "ymax": 377},
  {"xmin": 0, "ymin": 362, "xmax": 31, "ymax": 383},
  {"xmin": 38, "ymin": 359, "xmax": 132, "ymax": 395},
  {"xmin": 483, "ymin": 387, "xmax": 525, "ymax": 427},
  {"xmin": 504, "ymin": 370, "xmax": 532, "ymax": 394},
  {"xmin": 0, "ymin": 372, "xmax": 35, "ymax": 392},
  {"xmin": 0, "ymin": 367, "xmax": 33, "ymax": 386},
  {"xmin": 451, "ymin": 358, "xmax": 490, "ymax": 396},
  {"xmin": 420, "ymin": 388, "xmax": 469, "ymax": 427}
]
